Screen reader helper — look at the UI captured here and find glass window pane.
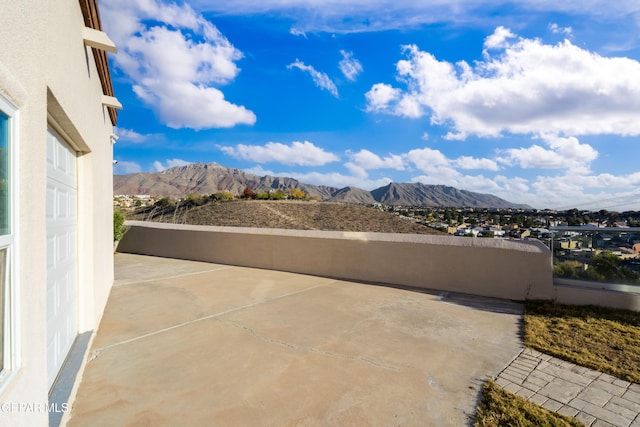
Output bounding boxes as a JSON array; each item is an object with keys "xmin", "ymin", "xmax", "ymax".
[
  {"xmin": 0, "ymin": 112, "xmax": 8, "ymax": 235},
  {"xmin": 0, "ymin": 248, "xmax": 5, "ymax": 370}
]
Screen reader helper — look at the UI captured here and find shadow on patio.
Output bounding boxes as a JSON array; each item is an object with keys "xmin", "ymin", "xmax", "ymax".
[{"xmin": 67, "ymin": 253, "xmax": 523, "ymax": 426}]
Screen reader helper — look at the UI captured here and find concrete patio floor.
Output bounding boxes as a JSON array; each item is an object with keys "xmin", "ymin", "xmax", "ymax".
[{"xmin": 67, "ymin": 253, "xmax": 524, "ymax": 426}]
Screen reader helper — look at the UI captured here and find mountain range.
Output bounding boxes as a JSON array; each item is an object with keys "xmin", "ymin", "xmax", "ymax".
[{"xmin": 113, "ymin": 163, "xmax": 530, "ymax": 208}]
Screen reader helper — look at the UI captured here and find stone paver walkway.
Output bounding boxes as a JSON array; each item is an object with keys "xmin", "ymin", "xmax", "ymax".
[{"xmin": 496, "ymin": 348, "xmax": 640, "ymax": 427}]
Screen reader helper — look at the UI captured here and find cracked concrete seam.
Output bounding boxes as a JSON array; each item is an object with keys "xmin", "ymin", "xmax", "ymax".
[
  {"xmin": 217, "ymin": 317, "xmax": 402, "ymax": 372},
  {"xmin": 89, "ymin": 283, "xmax": 327, "ymax": 356}
]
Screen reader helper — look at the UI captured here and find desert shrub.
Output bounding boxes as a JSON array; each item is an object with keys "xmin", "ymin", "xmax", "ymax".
[
  {"xmin": 213, "ymin": 191, "xmax": 234, "ymax": 201},
  {"xmin": 271, "ymin": 189, "xmax": 286, "ymax": 200},
  {"xmin": 113, "ymin": 210, "xmax": 127, "ymax": 241},
  {"xmin": 553, "ymin": 260, "xmax": 582, "ymax": 279},
  {"xmin": 554, "ymin": 253, "xmax": 639, "ymax": 284},
  {"xmin": 154, "ymin": 196, "xmax": 175, "ymax": 208},
  {"xmin": 288, "ymin": 188, "xmax": 307, "ymax": 200},
  {"xmin": 242, "ymin": 186, "xmax": 256, "ymax": 199},
  {"xmin": 184, "ymin": 193, "xmax": 210, "ymax": 206},
  {"xmin": 587, "ymin": 252, "xmax": 639, "ymax": 282}
]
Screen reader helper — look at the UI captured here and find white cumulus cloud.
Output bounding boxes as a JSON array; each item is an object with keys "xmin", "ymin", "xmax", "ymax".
[
  {"xmin": 483, "ymin": 25, "xmax": 516, "ymax": 50},
  {"xmin": 219, "ymin": 141, "xmax": 340, "ymax": 166},
  {"xmin": 287, "ymin": 60, "xmax": 339, "ymax": 97},
  {"xmin": 101, "ymin": 0, "xmax": 256, "ymax": 129},
  {"xmin": 365, "ymin": 83, "xmax": 402, "ymax": 113},
  {"xmin": 153, "ymin": 158, "xmax": 191, "ymax": 171},
  {"xmin": 341, "ymin": 146, "xmax": 501, "ymax": 185},
  {"xmin": 406, "ymin": 147, "xmax": 451, "ymax": 170},
  {"xmin": 345, "ymin": 149, "xmax": 405, "ymax": 177},
  {"xmin": 243, "ymin": 165, "xmax": 276, "ymax": 177},
  {"xmin": 366, "ymin": 27, "xmax": 640, "ymax": 139},
  {"xmin": 115, "ymin": 128, "xmax": 150, "ymax": 143},
  {"xmin": 498, "ymin": 135, "xmax": 598, "ymax": 172},
  {"xmin": 549, "ymin": 23, "xmax": 573, "ymax": 36},
  {"xmin": 315, "ymin": 143, "xmax": 640, "ymax": 210},
  {"xmin": 114, "ymin": 161, "xmax": 143, "ymax": 174},
  {"xmin": 532, "ymin": 172, "xmax": 640, "ymax": 209},
  {"xmin": 290, "ymin": 27, "xmax": 307, "ymax": 37},
  {"xmin": 348, "ymin": 149, "xmax": 405, "ymax": 170},
  {"xmin": 339, "ymin": 50, "xmax": 363, "ymax": 81},
  {"xmin": 453, "ymin": 156, "xmax": 499, "ymax": 171}
]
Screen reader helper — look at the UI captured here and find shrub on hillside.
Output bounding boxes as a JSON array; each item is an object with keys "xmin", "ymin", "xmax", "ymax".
[
  {"xmin": 213, "ymin": 191, "xmax": 234, "ymax": 201},
  {"xmin": 271, "ymin": 189, "xmax": 286, "ymax": 200},
  {"xmin": 288, "ymin": 188, "xmax": 307, "ymax": 200},
  {"xmin": 242, "ymin": 186, "xmax": 256, "ymax": 199},
  {"xmin": 113, "ymin": 210, "xmax": 127, "ymax": 241},
  {"xmin": 154, "ymin": 196, "xmax": 175, "ymax": 208},
  {"xmin": 185, "ymin": 193, "xmax": 209, "ymax": 206}
]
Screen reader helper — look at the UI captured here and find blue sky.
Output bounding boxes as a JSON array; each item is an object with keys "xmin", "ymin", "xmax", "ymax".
[{"xmin": 102, "ymin": 0, "xmax": 640, "ymax": 210}]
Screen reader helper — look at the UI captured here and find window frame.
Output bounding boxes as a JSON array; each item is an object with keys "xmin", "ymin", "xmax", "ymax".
[{"xmin": 0, "ymin": 93, "xmax": 19, "ymax": 390}]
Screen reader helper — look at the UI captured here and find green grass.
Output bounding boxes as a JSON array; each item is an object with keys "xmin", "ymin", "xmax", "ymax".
[
  {"xmin": 474, "ymin": 381, "xmax": 584, "ymax": 427},
  {"xmin": 523, "ymin": 301, "xmax": 640, "ymax": 383}
]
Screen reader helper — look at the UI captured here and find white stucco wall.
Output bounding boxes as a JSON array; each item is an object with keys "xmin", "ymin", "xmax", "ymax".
[
  {"xmin": 46, "ymin": 1, "xmax": 116, "ymax": 332},
  {"xmin": 0, "ymin": 1, "xmax": 115, "ymax": 425}
]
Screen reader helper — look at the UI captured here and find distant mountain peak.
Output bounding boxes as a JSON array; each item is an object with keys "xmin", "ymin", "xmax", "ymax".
[{"xmin": 114, "ymin": 163, "xmax": 530, "ymax": 208}]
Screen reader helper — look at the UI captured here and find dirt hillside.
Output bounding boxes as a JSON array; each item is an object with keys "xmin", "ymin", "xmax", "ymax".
[{"xmin": 130, "ymin": 200, "xmax": 445, "ymax": 235}]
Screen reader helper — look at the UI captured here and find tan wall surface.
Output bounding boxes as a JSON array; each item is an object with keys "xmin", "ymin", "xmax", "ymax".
[
  {"xmin": 0, "ymin": 1, "xmax": 115, "ymax": 425},
  {"xmin": 119, "ymin": 222, "xmax": 555, "ymax": 301}
]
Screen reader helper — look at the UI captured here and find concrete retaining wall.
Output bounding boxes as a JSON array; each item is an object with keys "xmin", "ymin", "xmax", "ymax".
[{"xmin": 118, "ymin": 221, "xmax": 555, "ymax": 301}]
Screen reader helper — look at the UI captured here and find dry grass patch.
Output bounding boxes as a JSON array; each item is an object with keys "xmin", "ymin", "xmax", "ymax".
[
  {"xmin": 524, "ymin": 301, "xmax": 640, "ymax": 383},
  {"xmin": 474, "ymin": 380, "xmax": 583, "ymax": 427},
  {"xmin": 476, "ymin": 302, "xmax": 639, "ymax": 424}
]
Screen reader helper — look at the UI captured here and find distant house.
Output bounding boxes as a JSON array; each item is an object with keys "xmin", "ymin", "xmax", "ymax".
[
  {"xmin": 510, "ymin": 229, "xmax": 531, "ymax": 239},
  {"xmin": 554, "ymin": 239, "xmax": 580, "ymax": 250},
  {"xmin": 454, "ymin": 228, "xmax": 471, "ymax": 236},
  {"xmin": 484, "ymin": 226, "xmax": 506, "ymax": 238},
  {"xmin": 471, "ymin": 227, "xmax": 484, "ymax": 237},
  {"xmin": 617, "ymin": 247, "xmax": 638, "ymax": 260},
  {"xmin": 0, "ymin": 1, "xmax": 120, "ymax": 425},
  {"xmin": 592, "ymin": 233, "xmax": 607, "ymax": 249}
]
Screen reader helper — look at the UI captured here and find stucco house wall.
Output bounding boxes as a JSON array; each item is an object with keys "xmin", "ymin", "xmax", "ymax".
[{"xmin": 0, "ymin": 1, "xmax": 117, "ymax": 425}]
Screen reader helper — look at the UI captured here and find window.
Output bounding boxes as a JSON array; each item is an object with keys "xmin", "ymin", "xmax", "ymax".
[
  {"xmin": 0, "ymin": 248, "xmax": 5, "ymax": 370},
  {"xmin": 0, "ymin": 110, "xmax": 8, "ymax": 234},
  {"xmin": 0, "ymin": 95, "xmax": 16, "ymax": 382}
]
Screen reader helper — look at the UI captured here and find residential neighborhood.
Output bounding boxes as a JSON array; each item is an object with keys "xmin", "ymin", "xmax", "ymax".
[
  {"xmin": 114, "ymin": 194, "xmax": 640, "ymax": 285},
  {"xmin": 382, "ymin": 204, "xmax": 640, "ymax": 284}
]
